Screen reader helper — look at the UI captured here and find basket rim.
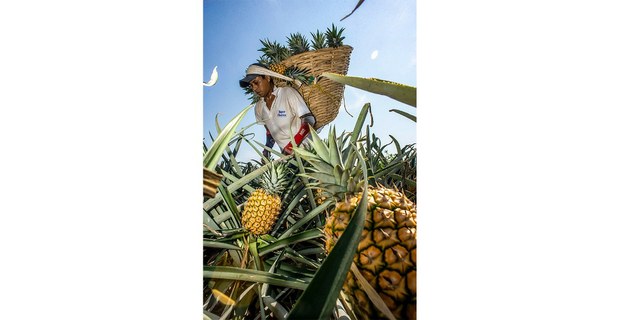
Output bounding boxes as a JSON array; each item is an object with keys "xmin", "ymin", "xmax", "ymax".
[{"xmin": 282, "ymin": 45, "xmax": 353, "ymax": 65}]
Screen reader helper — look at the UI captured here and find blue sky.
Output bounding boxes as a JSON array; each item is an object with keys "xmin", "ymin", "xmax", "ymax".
[{"xmin": 204, "ymin": 0, "xmax": 416, "ymax": 162}]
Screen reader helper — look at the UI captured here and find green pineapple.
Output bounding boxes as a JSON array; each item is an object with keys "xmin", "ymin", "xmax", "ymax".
[
  {"xmin": 296, "ymin": 127, "xmax": 416, "ymax": 320},
  {"xmin": 310, "ymin": 29, "xmax": 327, "ymax": 50},
  {"xmin": 241, "ymin": 163, "xmax": 288, "ymax": 235},
  {"xmin": 286, "ymin": 32, "xmax": 310, "ymax": 55},
  {"xmin": 325, "ymin": 23, "xmax": 346, "ymax": 48}
]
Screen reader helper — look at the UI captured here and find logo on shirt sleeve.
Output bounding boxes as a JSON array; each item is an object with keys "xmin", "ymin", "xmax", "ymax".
[{"xmin": 277, "ymin": 110, "xmax": 287, "ymax": 117}]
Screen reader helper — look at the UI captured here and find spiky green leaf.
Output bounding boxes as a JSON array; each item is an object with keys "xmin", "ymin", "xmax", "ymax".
[
  {"xmin": 287, "ymin": 147, "xmax": 368, "ymax": 319},
  {"xmin": 204, "ymin": 104, "xmax": 253, "ymax": 170},
  {"xmin": 322, "ymin": 72, "xmax": 416, "ymax": 107},
  {"xmin": 389, "ymin": 108, "xmax": 417, "ymax": 122},
  {"xmin": 259, "ymin": 229, "xmax": 323, "ymax": 256},
  {"xmin": 203, "ymin": 266, "xmax": 308, "ymax": 290}
]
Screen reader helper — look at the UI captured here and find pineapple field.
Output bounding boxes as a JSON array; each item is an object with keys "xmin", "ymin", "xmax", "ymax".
[
  {"xmin": 204, "ymin": 22, "xmax": 416, "ymax": 320},
  {"xmin": 204, "ymin": 102, "xmax": 416, "ymax": 319}
]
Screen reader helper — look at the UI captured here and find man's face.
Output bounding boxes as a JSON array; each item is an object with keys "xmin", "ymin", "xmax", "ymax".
[{"xmin": 249, "ymin": 76, "xmax": 271, "ymax": 98}]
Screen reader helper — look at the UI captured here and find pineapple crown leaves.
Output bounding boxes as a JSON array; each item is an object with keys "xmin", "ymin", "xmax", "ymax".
[
  {"xmin": 295, "ymin": 126, "xmax": 366, "ymax": 200},
  {"xmin": 325, "ymin": 23, "xmax": 346, "ymax": 48},
  {"xmin": 310, "ymin": 29, "xmax": 327, "ymax": 50},
  {"xmin": 283, "ymin": 66, "xmax": 315, "ymax": 86},
  {"xmin": 258, "ymin": 38, "xmax": 291, "ymax": 64},
  {"xmin": 256, "ymin": 56, "xmax": 271, "ymax": 67},
  {"xmin": 258, "ymin": 24, "xmax": 346, "ymax": 64},
  {"xmin": 260, "ymin": 162, "xmax": 289, "ymax": 195},
  {"xmin": 286, "ymin": 32, "xmax": 310, "ymax": 55},
  {"xmin": 295, "ymin": 103, "xmax": 371, "ymax": 199}
]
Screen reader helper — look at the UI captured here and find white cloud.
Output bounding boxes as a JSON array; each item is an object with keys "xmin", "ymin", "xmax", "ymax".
[{"xmin": 371, "ymin": 50, "xmax": 379, "ymax": 60}]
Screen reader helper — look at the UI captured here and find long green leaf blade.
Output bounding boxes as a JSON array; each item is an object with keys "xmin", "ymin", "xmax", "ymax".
[
  {"xmin": 204, "ymin": 104, "xmax": 253, "ymax": 170},
  {"xmin": 288, "ymin": 147, "xmax": 369, "ymax": 319},
  {"xmin": 203, "ymin": 266, "xmax": 308, "ymax": 290},
  {"xmin": 204, "ymin": 162, "xmax": 272, "ymax": 211},
  {"xmin": 217, "ymin": 184, "xmax": 241, "ymax": 227},
  {"xmin": 345, "ymin": 103, "xmax": 370, "ymax": 169},
  {"xmin": 389, "ymin": 108, "xmax": 417, "ymax": 122},
  {"xmin": 259, "ymin": 229, "xmax": 323, "ymax": 256},
  {"xmin": 202, "ymin": 241, "xmax": 242, "ymax": 250},
  {"xmin": 322, "ymin": 72, "xmax": 416, "ymax": 107},
  {"xmin": 280, "ymin": 201, "xmax": 332, "ymax": 238},
  {"xmin": 263, "ymin": 295, "xmax": 289, "ymax": 320}
]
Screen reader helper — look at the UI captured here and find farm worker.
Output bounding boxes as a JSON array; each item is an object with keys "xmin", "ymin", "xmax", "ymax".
[{"xmin": 239, "ymin": 63, "xmax": 315, "ymax": 159}]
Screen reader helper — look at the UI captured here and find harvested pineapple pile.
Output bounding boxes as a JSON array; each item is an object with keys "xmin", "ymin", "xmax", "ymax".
[{"xmin": 259, "ymin": 23, "xmax": 345, "ymax": 75}]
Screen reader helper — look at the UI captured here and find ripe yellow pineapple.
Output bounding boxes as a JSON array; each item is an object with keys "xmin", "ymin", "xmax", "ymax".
[
  {"xmin": 268, "ymin": 63, "xmax": 287, "ymax": 75},
  {"xmin": 313, "ymin": 188, "xmax": 328, "ymax": 205},
  {"xmin": 296, "ymin": 127, "xmax": 417, "ymax": 320},
  {"xmin": 241, "ymin": 163, "xmax": 287, "ymax": 235}
]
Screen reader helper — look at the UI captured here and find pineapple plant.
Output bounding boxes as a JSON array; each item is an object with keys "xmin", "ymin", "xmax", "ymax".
[
  {"xmin": 286, "ymin": 32, "xmax": 310, "ymax": 55},
  {"xmin": 204, "ymin": 154, "xmax": 329, "ymax": 318},
  {"xmin": 241, "ymin": 162, "xmax": 288, "ymax": 235},
  {"xmin": 310, "ymin": 29, "xmax": 327, "ymax": 50},
  {"xmin": 205, "ymin": 98, "xmax": 414, "ymax": 319},
  {"xmin": 325, "ymin": 23, "xmax": 346, "ymax": 48},
  {"xmin": 296, "ymin": 124, "xmax": 417, "ymax": 320}
]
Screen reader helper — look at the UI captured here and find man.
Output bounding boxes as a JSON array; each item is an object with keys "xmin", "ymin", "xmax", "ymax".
[{"xmin": 239, "ymin": 63, "xmax": 315, "ymax": 159}]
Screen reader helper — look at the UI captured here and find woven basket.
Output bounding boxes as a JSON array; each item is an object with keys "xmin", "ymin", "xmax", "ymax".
[
  {"xmin": 203, "ymin": 168, "xmax": 223, "ymax": 199},
  {"xmin": 279, "ymin": 45, "xmax": 353, "ymax": 129}
]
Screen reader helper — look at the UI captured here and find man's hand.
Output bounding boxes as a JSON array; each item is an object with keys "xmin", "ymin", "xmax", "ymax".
[
  {"xmin": 282, "ymin": 143, "xmax": 293, "ymax": 155},
  {"xmin": 282, "ymin": 121, "xmax": 310, "ymax": 156}
]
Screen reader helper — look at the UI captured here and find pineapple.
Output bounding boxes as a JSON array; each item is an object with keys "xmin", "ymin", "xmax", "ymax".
[
  {"xmin": 259, "ymin": 38, "xmax": 290, "ymax": 75},
  {"xmin": 269, "ymin": 63, "xmax": 287, "ymax": 75},
  {"xmin": 325, "ymin": 23, "xmax": 346, "ymax": 48},
  {"xmin": 314, "ymin": 188, "xmax": 328, "ymax": 205},
  {"xmin": 286, "ymin": 32, "xmax": 310, "ymax": 55},
  {"xmin": 241, "ymin": 163, "xmax": 288, "ymax": 235},
  {"xmin": 310, "ymin": 29, "xmax": 327, "ymax": 50},
  {"xmin": 296, "ymin": 127, "xmax": 416, "ymax": 320}
]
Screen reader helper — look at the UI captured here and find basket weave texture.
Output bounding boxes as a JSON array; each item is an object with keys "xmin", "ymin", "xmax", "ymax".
[
  {"xmin": 279, "ymin": 45, "xmax": 353, "ymax": 129},
  {"xmin": 203, "ymin": 168, "xmax": 223, "ymax": 199}
]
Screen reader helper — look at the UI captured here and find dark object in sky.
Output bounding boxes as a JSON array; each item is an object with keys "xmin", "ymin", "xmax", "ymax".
[{"xmin": 341, "ymin": 0, "xmax": 365, "ymax": 21}]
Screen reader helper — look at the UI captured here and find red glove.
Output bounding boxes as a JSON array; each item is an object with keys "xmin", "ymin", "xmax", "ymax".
[
  {"xmin": 282, "ymin": 122, "xmax": 310, "ymax": 155},
  {"xmin": 282, "ymin": 144, "xmax": 293, "ymax": 155}
]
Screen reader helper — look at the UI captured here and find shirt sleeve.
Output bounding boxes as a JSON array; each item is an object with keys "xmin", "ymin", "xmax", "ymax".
[{"xmin": 283, "ymin": 87, "xmax": 311, "ymax": 119}]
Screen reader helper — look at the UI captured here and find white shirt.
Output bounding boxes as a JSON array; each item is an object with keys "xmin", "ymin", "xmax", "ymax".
[{"xmin": 254, "ymin": 86, "xmax": 312, "ymax": 150}]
